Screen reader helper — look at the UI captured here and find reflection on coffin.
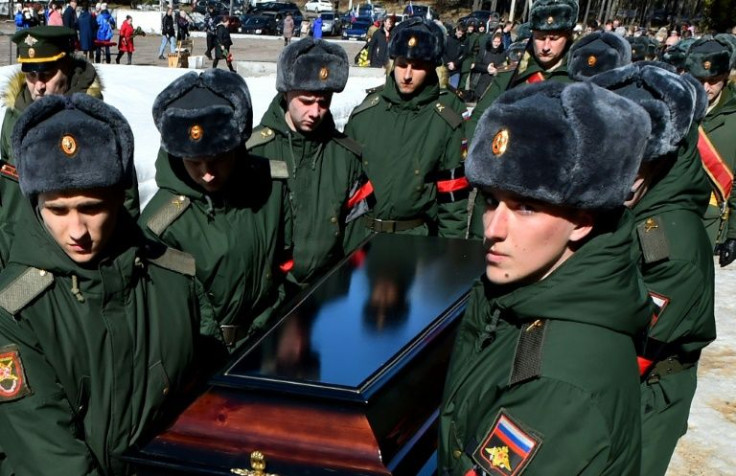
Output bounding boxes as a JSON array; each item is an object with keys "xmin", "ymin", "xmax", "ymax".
[{"xmin": 128, "ymin": 234, "xmax": 483, "ymax": 475}]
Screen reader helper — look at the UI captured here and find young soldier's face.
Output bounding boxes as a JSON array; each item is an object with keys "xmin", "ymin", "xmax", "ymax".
[
  {"xmin": 481, "ymin": 189, "xmax": 592, "ymax": 285},
  {"xmin": 702, "ymin": 74, "xmax": 728, "ymax": 105},
  {"xmin": 532, "ymin": 30, "xmax": 569, "ymax": 69},
  {"xmin": 39, "ymin": 188, "xmax": 122, "ymax": 264},
  {"xmin": 25, "ymin": 65, "xmax": 69, "ymax": 101},
  {"xmin": 393, "ymin": 57, "xmax": 432, "ymax": 95},
  {"xmin": 182, "ymin": 151, "xmax": 237, "ymax": 193},
  {"xmin": 285, "ymin": 90, "xmax": 332, "ymax": 133}
]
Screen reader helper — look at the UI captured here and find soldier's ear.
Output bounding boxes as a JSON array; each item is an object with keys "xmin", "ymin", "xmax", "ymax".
[{"xmin": 569, "ymin": 211, "xmax": 594, "ymax": 244}]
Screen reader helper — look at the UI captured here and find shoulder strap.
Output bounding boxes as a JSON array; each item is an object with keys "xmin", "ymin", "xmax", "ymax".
[
  {"xmin": 0, "ymin": 267, "xmax": 54, "ymax": 316},
  {"xmin": 365, "ymin": 84, "xmax": 384, "ymax": 94},
  {"xmin": 146, "ymin": 194, "xmax": 191, "ymax": 236},
  {"xmin": 246, "ymin": 126, "xmax": 277, "ymax": 150},
  {"xmin": 269, "ymin": 159, "xmax": 289, "ymax": 179},
  {"xmin": 636, "ymin": 216, "xmax": 670, "ymax": 264},
  {"xmin": 146, "ymin": 247, "xmax": 196, "ymax": 277},
  {"xmin": 351, "ymin": 93, "xmax": 382, "ymax": 117},
  {"xmin": 509, "ymin": 319, "xmax": 548, "ymax": 386},
  {"xmin": 433, "ymin": 100, "xmax": 463, "ymax": 129},
  {"xmin": 332, "ymin": 134, "xmax": 362, "ymax": 157}
]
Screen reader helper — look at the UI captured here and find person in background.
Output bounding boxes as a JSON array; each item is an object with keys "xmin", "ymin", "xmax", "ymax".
[
  {"xmin": 47, "ymin": 1, "xmax": 63, "ymax": 26},
  {"xmin": 313, "ymin": 14, "xmax": 323, "ymax": 39},
  {"xmin": 158, "ymin": 7, "xmax": 176, "ymax": 60},
  {"xmin": 62, "ymin": 0, "xmax": 77, "ymax": 30},
  {"xmin": 203, "ymin": 4, "xmax": 216, "ymax": 60},
  {"xmin": 115, "ymin": 14, "xmax": 135, "ymax": 65},
  {"xmin": 470, "ymin": 30, "xmax": 506, "ymax": 100},
  {"xmin": 94, "ymin": 2, "xmax": 115, "ymax": 63},
  {"xmin": 283, "ymin": 12, "xmax": 294, "ymax": 46},
  {"xmin": 213, "ymin": 15, "xmax": 235, "ymax": 72},
  {"xmin": 77, "ymin": 1, "xmax": 96, "ymax": 62},
  {"xmin": 368, "ymin": 15, "xmax": 393, "ymax": 68},
  {"xmin": 175, "ymin": 8, "xmax": 191, "ymax": 42}
]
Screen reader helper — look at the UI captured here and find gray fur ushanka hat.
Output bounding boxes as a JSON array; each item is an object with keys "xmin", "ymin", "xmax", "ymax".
[
  {"xmin": 567, "ymin": 31, "xmax": 632, "ymax": 80},
  {"xmin": 529, "ymin": 0, "xmax": 578, "ymax": 32},
  {"xmin": 685, "ymin": 36, "xmax": 733, "ymax": 79},
  {"xmin": 589, "ymin": 63, "xmax": 695, "ymax": 160},
  {"xmin": 388, "ymin": 17, "xmax": 445, "ymax": 65},
  {"xmin": 276, "ymin": 37, "xmax": 349, "ymax": 93},
  {"xmin": 152, "ymin": 68, "xmax": 253, "ymax": 158},
  {"xmin": 466, "ymin": 81, "xmax": 650, "ymax": 210},
  {"xmin": 12, "ymin": 94, "xmax": 134, "ymax": 197}
]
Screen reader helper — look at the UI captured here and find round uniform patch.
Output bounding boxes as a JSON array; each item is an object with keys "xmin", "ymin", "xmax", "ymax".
[
  {"xmin": 189, "ymin": 124, "xmax": 203, "ymax": 141},
  {"xmin": 492, "ymin": 129, "xmax": 509, "ymax": 156},
  {"xmin": 703, "ymin": 60, "xmax": 711, "ymax": 70},
  {"xmin": 319, "ymin": 66, "xmax": 329, "ymax": 80},
  {"xmin": 408, "ymin": 36, "xmax": 417, "ymax": 48},
  {"xmin": 0, "ymin": 345, "xmax": 32, "ymax": 402},
  {"xmin": 587, "ymin": 55, "xmax": 597, "ymax": 67},
  {"xmin": 60, "ymin": 134, "xmax": 77, "ymax": 157},
  {"xmin": 28, "ymin": 47, "xmax": 35, "ymax": 58}
]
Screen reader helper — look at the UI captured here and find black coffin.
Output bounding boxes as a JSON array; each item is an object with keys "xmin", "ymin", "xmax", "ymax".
[{"xmin": 128, "ymin": 234, "xmax": 483, "ymax": 476}]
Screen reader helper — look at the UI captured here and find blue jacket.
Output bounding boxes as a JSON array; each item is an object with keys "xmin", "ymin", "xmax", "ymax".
[
  {"xmin": 96, "ymin": 10, "xmax": 115, "ymax": 41},
  {"xmin": 78, "ymin": 10, "xmax": 96, "ymax": 50}
]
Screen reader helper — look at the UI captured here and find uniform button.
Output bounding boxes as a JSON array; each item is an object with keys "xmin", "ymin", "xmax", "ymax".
[
  {"xmin": 453, "ymin": 449, "xmax": 462, "ymax": 459},
  {"xmin": 266, "ymin": 272, "xmax": 272, "ymax": 279},
  {"xmin": 330, "ymin": 216, "xmax": 337, "ymax": 223},
  {"xmin": 335, "ymin": 231, "xmax": 340, "ymax": 236},
  {"xmin": 179, "ymin": 195, "xmax": 185, "ymax": 201},
  {"xmin": 416, "ymin": 186, "xmax": 422, "ymax": 191},
  {"xmin": 414, "ymin": 169, "xmax": 420, "ymax": 175},
  {"xmin": 162, "ymin": 387, "xmax": 169, "ymax": 396},
  {"xmin": 78, "ymin": 405, "xmax": 85, "ymax": 413}
]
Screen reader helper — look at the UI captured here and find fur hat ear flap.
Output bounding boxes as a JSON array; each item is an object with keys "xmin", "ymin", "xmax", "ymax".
[
  {"xmin": 276, "ymin": 37, "xmax": 349, "ymax": 93},
  {"xmin": 152, "ymin": 69, "xmax": 253, "ymax": 158},
  {"xmin": 466, "ymin": 81, "xmax": 650, "ymax": 210},
  {"xmin": 389, "ymin": 17, "xmax": 445, "ymax": 65},
  {"xmin": 568, "ymin": 31, "xmax": 632, "ymax": 80}
]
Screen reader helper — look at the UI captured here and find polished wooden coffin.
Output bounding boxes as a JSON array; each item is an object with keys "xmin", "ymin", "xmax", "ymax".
[{"xmin": 128, "ymin": 234, "xmax": 483, "ymax": 476}]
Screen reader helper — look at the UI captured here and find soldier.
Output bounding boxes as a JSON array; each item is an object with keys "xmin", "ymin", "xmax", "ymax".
[
  {"xmin": 140, "ymin": 69, "xmax": 290, "ymax": 349},
  {"xmin": 344, "ymin": 18, "xmax": 470, "ymax": 239},
  {"xmin": 247, "ymin": 38, "xmax": 371, "ymax": 285},
  {"xmin": 439, "ymin": 81, "xmax": 653, "ymax": 476},
  {"xmin": 566, "ymin": 30, "xmax": 631, "ymax": 81},
  {"xmin": 685, "ymin": 37, "xmax": 736, "ymax": 261},
  {"xmin": 591, "ymin": 62, "xmax": 714, "ymax": 476},
  {"xmin": 0, "ymin": 94, "xmax": 205, "ymax": 475},
  {"xmin": 466, "ymin": 0, "xmax": 577, "ymax": 239}
]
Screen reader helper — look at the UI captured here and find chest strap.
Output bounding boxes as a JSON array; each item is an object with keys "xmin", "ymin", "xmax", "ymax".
[{"xmin": 0, "ymin": 267, "xmax": 54, "ymax": 316}]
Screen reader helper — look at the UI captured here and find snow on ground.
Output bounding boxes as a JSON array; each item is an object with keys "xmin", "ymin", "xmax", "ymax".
[{"xmin": 0, "ymin": 63, "xmax": 734, "ymax": 475}]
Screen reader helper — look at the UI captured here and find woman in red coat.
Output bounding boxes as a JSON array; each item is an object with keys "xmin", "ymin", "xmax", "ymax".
[{"xmin": 116, "ymin": 15, "xmax": 135, "ymax": 64}]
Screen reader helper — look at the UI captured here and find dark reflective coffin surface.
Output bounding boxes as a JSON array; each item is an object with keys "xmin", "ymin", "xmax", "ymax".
[{"xmin": 129, "ymin": 234, "xmax": 483, "ymax": 476}]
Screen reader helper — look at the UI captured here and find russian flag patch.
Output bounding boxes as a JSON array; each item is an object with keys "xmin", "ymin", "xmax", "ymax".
[{"xmin": 473, "ymin": 410, "xmax": 542, "ymax": 476}]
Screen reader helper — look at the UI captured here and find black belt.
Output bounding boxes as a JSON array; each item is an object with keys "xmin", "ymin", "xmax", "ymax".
[{"xmin": 363, "ymin": 217, "xmax": 425, "ymax": 233}]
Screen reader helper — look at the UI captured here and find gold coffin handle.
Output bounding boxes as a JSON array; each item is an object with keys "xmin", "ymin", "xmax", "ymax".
[{"xmin": 231, "ymin": 451, "xmax": 278, "ymax": 476}]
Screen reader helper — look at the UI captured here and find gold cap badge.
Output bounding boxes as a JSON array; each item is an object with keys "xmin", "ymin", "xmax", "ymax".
[
  {"xmin": 60, "ymin": 135, "xmax": 77, "ymax": 156},
  {"xmin": 28, "ymin": 48, "xmax": 35, "ymax": 58},
  {"xmin": 547, "ymin": 16, "xmax": 554, "ymax": 24},
  {"xmin": 319, "ymin": 66, "xmax": 329, "ymax": 80},
  {"xmin": 24, "ymin": 35, "xmax": 37, "ymax": 46},
  {"xmin": 703, "ymin": 60, "xmax": 711, "ymax": 70},
  {"xmin": 189, "ymin": 124, "xmax": 203, "ymax": 141},
  {"xmin": 587, "ymin": 55, "xmax": 597, "ymax": 67},
  {"xmin": 492, "ymin": 129, "xmax": 509, "ymax": 156},
  {"xmin": 408, "ymin": 36, "xmax": 417, "ymax": 48}
]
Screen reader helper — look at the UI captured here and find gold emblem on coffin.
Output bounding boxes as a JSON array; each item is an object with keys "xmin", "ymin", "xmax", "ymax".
[{"xmin": 230, "ymin": 450, "xmax": 278, "ymax": 476}]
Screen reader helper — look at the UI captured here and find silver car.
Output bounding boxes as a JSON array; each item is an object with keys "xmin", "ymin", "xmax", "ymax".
[{"xmin": 320, "ymin": 11, "xmax": 341, "ymax": 36}]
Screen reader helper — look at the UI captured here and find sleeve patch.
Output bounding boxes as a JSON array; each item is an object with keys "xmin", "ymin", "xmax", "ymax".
[
  {"xmin": 473, "ymin": 410, "xmax": 542, "ymax": 476},
  {"xmin": 648, "ymin": 291, "xmax": 670, "ymax": 328},
  {"xmin": 0, "ymin": 344, "xmax": 32, "ymax": 402}
]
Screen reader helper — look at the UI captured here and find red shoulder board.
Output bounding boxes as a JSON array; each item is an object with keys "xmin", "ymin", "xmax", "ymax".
[
  {"xmin": 0, "ymin": 344, "xmax": 32, "ymax": 402},
  {"xmin": 0, "ymin": 164, "xmax": 18, "ymax": 181},
  {"xmin": 473, "ymin": 410, "xmax": 542, "ymax": 476}
]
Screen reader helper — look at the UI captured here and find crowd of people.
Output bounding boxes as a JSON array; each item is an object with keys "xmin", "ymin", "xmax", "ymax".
[{"xmin": 0, "ymin": 0, "xmax": 735, "ymax": 474}]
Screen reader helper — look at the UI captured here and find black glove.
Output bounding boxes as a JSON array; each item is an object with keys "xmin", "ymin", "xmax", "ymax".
[{"xmin": 719, "ymin": 238, "xmax": 736, "ymax": 267}]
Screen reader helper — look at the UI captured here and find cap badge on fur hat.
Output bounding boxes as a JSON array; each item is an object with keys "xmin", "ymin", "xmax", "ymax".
[
  {"xmin": 408, "ymin": 36, "xmax": 417, "ymax": 48},
  {"xmin": 319, "ymin": 66, "xmax": 329, "ymax": 80},
  {"xmin": 60, "ymin": 135, "xmax": 77, "ymax": 156},
  {"xmin": 189, "ymin": 124, "xmax": 203, "ymax": 141},
  {"xmin": 491, "ymin": 129, "xmax": 509, "ymax": 156},
  {"xmin": 703, "ymin": 60, "xmax": 711, "ymax": 70},
  {"xmin": 547, "ymin": 16, "xmax": 554, "ymax": 24},
  {"xmin": 588, "ymin": 55, "xmax": 597, "ymax": 66}
]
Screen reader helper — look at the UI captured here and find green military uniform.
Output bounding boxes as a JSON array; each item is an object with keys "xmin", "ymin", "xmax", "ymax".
[
  {"xmin": 701, "ymin": 86, "xmax": 736, "ymax": 245},
  {"xmin": 141, "ymin": 148, "xmax": 288, "ymax": 344},
  {"xmin": 248, "ymin": 95, "xmax": 368, "ymax": 284},
  {"xmin": 345, "ymin": 75, "xmax": 469, "ymax": 238},
  {"xmin": 440, "ymin": 212, "xmax": 651, "ymax": 475}
]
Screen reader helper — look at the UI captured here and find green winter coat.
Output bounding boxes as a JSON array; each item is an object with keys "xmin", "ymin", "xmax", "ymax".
[
  {"xmin": 247, "ymin": 94, "xmax": 368, "ymax": 284},
  {"xmin": 633, "ymin": 126, "xmax": 715, "ymax": 476},
  {"xmin": 344, "ymin": 73, "xmax": 470, "ymax": 239},
  {"xmin": 439, "ymin": 210, "xmax": 651, "ymax": 476},
  {"xmin": 139, "ymin": 148, "xmax": 289, "ymax": 344},
  {"xmin": 701, "ymin": 85, "xmax": 736, "ymax": 246},
  {"xmin": 467, "ymin": 51, "xmax": 573, "ymax": 240},
  {"xmin": 0, "ymin": 212, "xmax": 203, "ymax": 476}
]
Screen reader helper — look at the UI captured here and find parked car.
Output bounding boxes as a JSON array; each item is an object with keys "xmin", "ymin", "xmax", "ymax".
[
  {"xmin": 304, "ymin": 0, "xmax": 333, "ymax": 13},
  {"xmin": 193, "ymin": 0, "xmax": 228, "ymax": 15},
  {"xmin": 240, "ymin": 13, "xmax": 277, "ymax": 34},
  {"xmin": 319, "ymin": 11, "xmax": 341, "ymax": 35},
  {"xmin": 341, "ymin": 17, "xmax": 371, "ymax": 40},
  {"xmin": 402, "ymin": 4, "xmax": 437, "ymax": 20}
]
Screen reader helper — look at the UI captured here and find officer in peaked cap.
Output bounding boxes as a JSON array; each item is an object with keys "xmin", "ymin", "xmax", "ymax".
[
  {"xmin": 567, "ymin": 30, "xmax": 631, "ymax": 80},
  {"xmin": 439, "ymin": 81, "xmax": 653, "ymax": 475},
  {"xmin": 140, "ymin": 68, "xmax": 290, "ymax": 349},
  {"xmin": 685, "ymin": 36, "xmax": 736, "ymax": 258},
  {"xmin": 344, "ymin": 18, "xmax": 471, "ymax": 239},
  {"xmin": 0, "ymin": 94, "xmax": 205, "ymax": 475},
  {"xmin": 466, "ymin": 0, "xmax": 578, "ymax": 240},
  {"xmin": 0, "ymin": 25, "xmax": 136, "ymax": 239},
  {"xmin": 247, "ymin": 38, "xmax": 370, "ymax": 285},
  {"xmin": 590, "ymin": 62, "xmax": 714, "ymax": 476}
]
